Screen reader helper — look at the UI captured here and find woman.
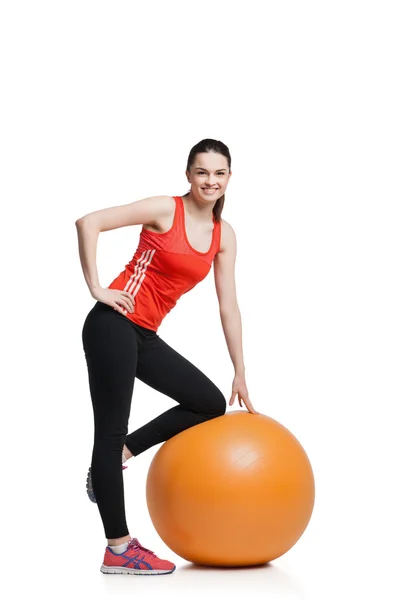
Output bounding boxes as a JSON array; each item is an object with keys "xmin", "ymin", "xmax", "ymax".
[{"xmin": 76, "ymin": 138, "xmax": 259, "ymax": 576}]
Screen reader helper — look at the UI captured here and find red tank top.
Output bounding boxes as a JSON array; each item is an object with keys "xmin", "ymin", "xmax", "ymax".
[{"xmin": 107, "ymin": 195, "xmax": 221, "ymax": 331}]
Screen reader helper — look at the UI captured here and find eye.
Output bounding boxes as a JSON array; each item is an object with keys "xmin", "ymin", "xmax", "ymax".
[{"xmin": 197, "ymin": 171, "xmax": 225, "ymax": 175}]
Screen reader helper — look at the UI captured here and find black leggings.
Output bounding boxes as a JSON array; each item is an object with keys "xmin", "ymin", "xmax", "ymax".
[{"xmin": 82, "ymin": 301, "xmax": 226, "ymax": 539}]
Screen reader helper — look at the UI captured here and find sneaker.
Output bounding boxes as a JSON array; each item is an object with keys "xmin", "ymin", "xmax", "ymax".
[
  {"xmin": 86, "ymin": 464, "xmax": 128, "ymax": 503},
  {"xmin": 100, "ymin": 538, "xmax": 176, "ymax": 575}
]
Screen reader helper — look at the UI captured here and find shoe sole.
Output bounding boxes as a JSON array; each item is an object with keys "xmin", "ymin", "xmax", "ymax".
[{"xmin": 100, "ymin": 564, "xmax": 176, "ymax": 575}]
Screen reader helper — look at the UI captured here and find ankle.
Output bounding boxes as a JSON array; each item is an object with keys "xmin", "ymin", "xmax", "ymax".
[
  {"xmin": 108, "ymin": 534, "xmax": 131, "ymax": 546},
  {"xmin": 123, "ymin": 445, "xmax": 134, "ymax": 460}
]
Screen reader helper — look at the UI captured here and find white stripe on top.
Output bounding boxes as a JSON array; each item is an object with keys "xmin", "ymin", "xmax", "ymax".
[{"xmin": 124, "ymin": 248, "xmax": 156, "ymax": 298}]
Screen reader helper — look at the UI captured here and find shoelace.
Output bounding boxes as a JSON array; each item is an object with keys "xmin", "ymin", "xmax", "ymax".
[{"xmin": 128, "ymin": 538, "xmax": 156, "ymax": 556}]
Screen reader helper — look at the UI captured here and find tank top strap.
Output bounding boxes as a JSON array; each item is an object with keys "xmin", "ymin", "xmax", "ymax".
[{"xmin": 173, "ymin": 195, "xmax": 184, "ymax": 228}]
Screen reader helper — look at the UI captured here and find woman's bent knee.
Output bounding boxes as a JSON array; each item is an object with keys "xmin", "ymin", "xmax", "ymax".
[{"xmin": 204, "ymin": 389, "xmax": 226, "ymax": 419}]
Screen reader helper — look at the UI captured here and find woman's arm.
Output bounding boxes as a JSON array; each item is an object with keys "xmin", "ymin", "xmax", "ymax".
[
  {"xmin": 75, "ymin": 219, "xmax": 102, "ymax": 297},
  {"xmin": 213, "ymin": 220, "xmax": 245, "ymax": 376},
  {"xmin": 75, "ymin": 194, "xmax": 173, "ymax": 310},
  {"xmin": 75, "ymin": 218, "xmax": 135, "ymax": 313},
  {"xmin": 213, "ymin": 220, "xmax": 258, "ymax": 414}
]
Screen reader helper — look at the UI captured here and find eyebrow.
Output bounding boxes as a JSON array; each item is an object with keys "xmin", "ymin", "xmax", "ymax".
[{"xmin": 195, "ymin": 167, "xmax": 227, "ymax": 172}]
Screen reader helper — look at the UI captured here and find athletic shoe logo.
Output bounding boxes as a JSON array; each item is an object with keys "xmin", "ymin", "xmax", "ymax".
[{"xmin": 120, "ymin": 551, "xmax": 152, "ymax": 570}]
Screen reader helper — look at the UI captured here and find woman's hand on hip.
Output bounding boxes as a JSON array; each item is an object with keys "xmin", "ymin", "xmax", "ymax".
[{"xmin": 91, "ymin": 286, "xmax": 135, "ymax": 315}]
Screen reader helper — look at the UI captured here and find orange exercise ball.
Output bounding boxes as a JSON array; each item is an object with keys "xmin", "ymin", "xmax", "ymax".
[{"xmin": 146, "ymin": 411, "xmax": 315, "ymax": 567}]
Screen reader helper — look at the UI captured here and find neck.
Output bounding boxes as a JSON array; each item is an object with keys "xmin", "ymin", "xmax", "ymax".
[{"xmin": 184, "ymin": 192, "xmax": 216, "ymax": 221}]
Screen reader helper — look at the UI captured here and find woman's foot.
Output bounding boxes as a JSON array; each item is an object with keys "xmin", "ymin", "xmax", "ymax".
[
  {"xmin": 86, "ymin": 464, "xmax": 127, "ymax": 504},
  {"xmin": 100, "ymin": 538, "xmax": 176, "ymax": 575}
]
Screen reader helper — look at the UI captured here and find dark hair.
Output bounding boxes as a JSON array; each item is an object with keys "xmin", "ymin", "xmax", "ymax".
[{"xmin": 182, "ymin": 138, "xmax": 231, "ymax": 223}]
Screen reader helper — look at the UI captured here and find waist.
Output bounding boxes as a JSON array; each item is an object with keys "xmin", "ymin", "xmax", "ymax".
[{"xmin": 92, "ymin": 301, "xmax": 159, "ymax": 334}]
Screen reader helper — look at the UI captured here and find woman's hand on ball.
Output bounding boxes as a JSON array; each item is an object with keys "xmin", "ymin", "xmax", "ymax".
[
  {"xmin": 229, "ymin": 375, "xmax": 259, "ymax": 414},
  {"xmin": 91, "ymin": 286, "xmax": 135, "ymax": 315}
]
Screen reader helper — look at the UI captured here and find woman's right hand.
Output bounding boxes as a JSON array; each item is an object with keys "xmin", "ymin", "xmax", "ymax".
[{"xmin": 91, "ymin": 286, "xmax": 135, "ymax": 315}]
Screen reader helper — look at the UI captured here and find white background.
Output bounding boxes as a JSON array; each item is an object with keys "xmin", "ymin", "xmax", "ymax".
[{"xmin": 1, "ymin": 1, "xmax": 399, "ymax": 598}]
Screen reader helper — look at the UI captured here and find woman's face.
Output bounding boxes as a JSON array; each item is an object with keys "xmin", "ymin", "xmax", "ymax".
[{"xmin": 186, "ymin": 152, "xmax": 231, "ymax": 202}]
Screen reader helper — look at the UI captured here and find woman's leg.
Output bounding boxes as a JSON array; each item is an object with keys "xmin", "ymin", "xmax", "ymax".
[
  {"xmin": 124, "ymin": 335, "xmax": 226, "ymax": 457},
  {"xmin": 82, "ymin": 303, "xmax": 139, "ymax": 540}
]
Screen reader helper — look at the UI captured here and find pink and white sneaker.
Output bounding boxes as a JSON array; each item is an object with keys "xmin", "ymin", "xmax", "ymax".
[
  {"xmin": 86, "ymin": 464, "xmax": 128, "ymax": 503},
  {"xmin": 100, "ymin": 538, "xmax": 176, "ymax": 575}
]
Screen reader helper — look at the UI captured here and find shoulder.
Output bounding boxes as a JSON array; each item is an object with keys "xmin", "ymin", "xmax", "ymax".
[
  {"xmin": 143, "ymin": 194, "xmax": 176, "ymax": 222},
  {"xmin": 141, "ymin": 195, "xmax": 177, "ymax": 231},
  {"xmin": 218, "ymin": 218, "xmax": 237, "ymax": 253},
  {"xmin": 149, "ymin": 195, "xmax": 176, "ymax": 213}
]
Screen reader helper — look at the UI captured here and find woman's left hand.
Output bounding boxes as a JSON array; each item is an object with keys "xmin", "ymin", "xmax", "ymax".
[{"xmin": 229, "ymin": 374, "xmax": 259, "ymax": 414}]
